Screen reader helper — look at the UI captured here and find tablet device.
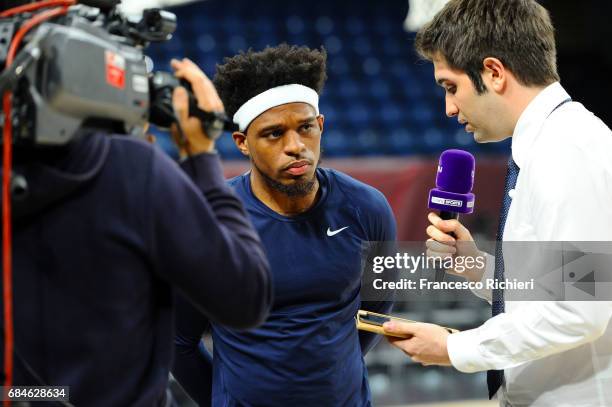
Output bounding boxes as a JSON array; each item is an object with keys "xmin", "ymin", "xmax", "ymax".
[{"xmin": 355, "ymin": 310, "xmax": 458, "ymax": 338}]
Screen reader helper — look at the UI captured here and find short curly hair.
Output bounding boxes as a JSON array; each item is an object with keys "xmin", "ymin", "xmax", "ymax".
[{"xmin": 213, "ymin": 44, "xmax": 327, "ymax": 120}]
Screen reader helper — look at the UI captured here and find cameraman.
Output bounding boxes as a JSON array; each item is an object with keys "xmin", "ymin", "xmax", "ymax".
[{"xmin": 3, "ymin": 47, "xmax": 272, "ymax": 407}]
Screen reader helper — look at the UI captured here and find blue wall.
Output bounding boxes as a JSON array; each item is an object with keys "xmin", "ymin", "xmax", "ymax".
[{"xmin": 148, "ymin": 0, "xmax": 512, "ymax": 159}]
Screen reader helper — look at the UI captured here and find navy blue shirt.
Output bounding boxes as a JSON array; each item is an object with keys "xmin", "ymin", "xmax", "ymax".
[
  {"xmin": 174, "ymin": 168, "xmax": 396, "ymax": 407},
  {"xmin": 4, "ymin": 133, "xmax": 271, "ymax": 406}
]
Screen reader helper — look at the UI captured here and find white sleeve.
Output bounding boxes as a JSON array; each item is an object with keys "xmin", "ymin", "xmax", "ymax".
[
  {"xmin": 469, "ymin": 252, "xmax": 495, "ymax": 303},
  {"xmin": 448, "ymin": 120, "xmax": 612, "ymax": 373},
  {"xmin": 447, "ymin": 301, "xmax": 612, "ymax": 372}
]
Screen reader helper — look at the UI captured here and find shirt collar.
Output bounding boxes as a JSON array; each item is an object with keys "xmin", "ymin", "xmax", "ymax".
[{"xmin": 511, "ymin": 82, "xmax": 571, "ymax": 169}]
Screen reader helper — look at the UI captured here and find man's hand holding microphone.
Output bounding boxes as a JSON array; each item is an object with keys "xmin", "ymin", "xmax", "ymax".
[
  {"xmin": 383, "ymin": 149, "xmax": 483, "ymax": 366},
  {"xmin": 425, "ymin": 212, "xmax": 486, "ymax": 283},
  {"xmin": 424, "ymin": 149, "xmax": 485, "ymax": 283}
]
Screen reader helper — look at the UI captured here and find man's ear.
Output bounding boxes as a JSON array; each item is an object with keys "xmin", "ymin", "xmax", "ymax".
[
  {"xmin": 317, "ymin": 114, "xmax": 325, "ymax": 133},
  {"xmin": 482, "ymin": 57, "xmax": 507, "ymax": 93},
  {"xmin": 232, "ymin": 132, "xmax": 250, "ymax": 157}
]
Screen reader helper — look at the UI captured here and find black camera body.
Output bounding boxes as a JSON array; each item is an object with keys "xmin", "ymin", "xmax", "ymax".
[{"xmin": 0, "ymin": 3, "xmax": 180, "ymax": 146}]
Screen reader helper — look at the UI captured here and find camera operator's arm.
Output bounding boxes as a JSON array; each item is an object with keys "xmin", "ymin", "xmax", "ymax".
[
  {"xmin": 149, "ymin": 59, "xmax": 272, "ymax": 330},
  {"xmin": 173, "ymin": 293, "xmax": 213, "ymax": 407}
]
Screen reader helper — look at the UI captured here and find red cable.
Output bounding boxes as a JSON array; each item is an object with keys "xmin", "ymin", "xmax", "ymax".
[
  {"xmin": 2, "ymin": 5, "xmax": 71, "ymax": 404},
  {"xmin": 2, "ymin": 91, "xmax": 12, "ymax": 407},
  {"xmin": 0, "ymin": 0, "xmax": 75, "ymax": 18}
]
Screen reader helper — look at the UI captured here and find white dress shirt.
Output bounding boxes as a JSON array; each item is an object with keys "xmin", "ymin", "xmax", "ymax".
[{"xmin": 446, "ymin": 82, "xmax": 612, "ymax": 406}]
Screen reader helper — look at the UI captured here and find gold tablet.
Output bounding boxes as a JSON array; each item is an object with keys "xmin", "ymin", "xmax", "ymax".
[{"xmin": 356, "ymin": 310, "xmax": 458, "ymax": 338}]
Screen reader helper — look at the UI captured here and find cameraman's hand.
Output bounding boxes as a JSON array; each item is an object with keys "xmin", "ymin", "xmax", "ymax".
[
  {"xmin": 170, "ymin": 58, "xmax": 224, "ymax": 157},
  {"xmin": 425, "ymin": 212, "xmax": 486, "ymax": 282}
]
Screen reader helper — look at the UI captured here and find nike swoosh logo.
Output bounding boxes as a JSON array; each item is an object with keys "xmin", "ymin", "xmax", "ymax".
[{"xmin": 327, "ymin": 226, "xmax": 349, "ymax": 237}]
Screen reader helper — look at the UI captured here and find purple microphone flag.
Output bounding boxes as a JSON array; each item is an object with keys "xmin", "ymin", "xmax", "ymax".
[{"xmin": 428, "ymin": 149, "xmax": 476, "ymax": 214}]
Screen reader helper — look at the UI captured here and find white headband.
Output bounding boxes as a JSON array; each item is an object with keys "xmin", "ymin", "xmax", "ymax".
[{"xmin": 232, "ymin": 84, "xmax": 319, "ymax": 132}]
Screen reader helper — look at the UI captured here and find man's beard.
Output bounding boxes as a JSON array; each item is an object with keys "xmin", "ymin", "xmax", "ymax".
[{"xmin": 252, "ymin": 160, "xmax": 318, "ymax": 198}]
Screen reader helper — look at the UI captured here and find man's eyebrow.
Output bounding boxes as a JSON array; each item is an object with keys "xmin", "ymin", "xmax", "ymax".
[
  {"xmin": 257, "ymin": 115, "xmax": 317, "ymax": 135},
  {"xmin": 257, "ymin": 124, "xmax": 283, "ymax": 135},
  {"xmin": 298, "ymin": 116, "xmax": 317, "ymax": 124}
]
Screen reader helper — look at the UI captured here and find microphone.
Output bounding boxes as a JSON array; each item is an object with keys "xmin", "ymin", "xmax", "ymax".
[
  {"xmin": 428, "ymin": 149, "xmax": 475, "ymax": 282},
  {"xmin": 428, "ymin": 149, "xmax": 475, "ymax": 223}
]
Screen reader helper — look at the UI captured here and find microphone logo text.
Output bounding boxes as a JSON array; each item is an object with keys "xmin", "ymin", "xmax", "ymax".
[{"xmin": 431, "ymin": 197, "xmax": 463, "ymax": 207}]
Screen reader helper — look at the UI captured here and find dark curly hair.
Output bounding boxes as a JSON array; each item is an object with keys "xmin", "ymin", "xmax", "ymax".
[{"xmin": 213, "ymin": 44, "xmax": 327, "ymax": 121}]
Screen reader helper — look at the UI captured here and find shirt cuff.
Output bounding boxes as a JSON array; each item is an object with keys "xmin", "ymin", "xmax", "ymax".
[
  {"xmin": 447, "ymin": 328, "xmax": 489, "ymax": 373},
  {"xmin": 470, "ymin": 252, "xmax": 495, "ymax": 303}
]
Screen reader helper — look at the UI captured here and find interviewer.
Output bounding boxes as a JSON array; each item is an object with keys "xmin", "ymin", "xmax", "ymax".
[{"xmin": 382, "ymin": 1, "xmax": 612, "ymax": 406}]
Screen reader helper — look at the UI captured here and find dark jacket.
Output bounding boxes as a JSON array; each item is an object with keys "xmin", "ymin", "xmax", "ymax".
[{"xmin": 2, "ymin": 132, "xmax": 271, "ymax": 406}]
